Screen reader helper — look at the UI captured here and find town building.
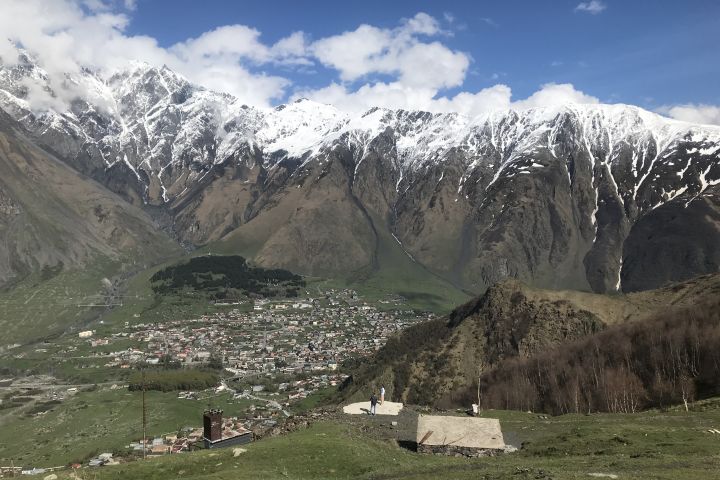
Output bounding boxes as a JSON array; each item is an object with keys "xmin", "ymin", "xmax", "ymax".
[{"xmin": 203, "ymin": 409, "xmax": 253, "ymax": 449}]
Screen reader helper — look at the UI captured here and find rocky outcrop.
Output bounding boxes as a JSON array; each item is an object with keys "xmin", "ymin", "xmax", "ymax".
[{"xmin": 340, "ymin": 273, "xmax": 720, "ymax": 407}]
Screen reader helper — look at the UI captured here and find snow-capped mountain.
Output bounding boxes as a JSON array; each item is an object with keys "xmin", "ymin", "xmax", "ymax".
[{"xmin": 1, "ymin": 53, "xmax": 719, "ymax": 294}]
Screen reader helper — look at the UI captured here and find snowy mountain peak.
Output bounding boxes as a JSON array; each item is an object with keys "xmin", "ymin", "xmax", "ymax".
[
  {"xmin": 0, "ymin": 58, "xmax": 719, "ymax": 295},
  {"xmin": 0, "ymin": 58, "xmax": 718, "ymax": 214}
]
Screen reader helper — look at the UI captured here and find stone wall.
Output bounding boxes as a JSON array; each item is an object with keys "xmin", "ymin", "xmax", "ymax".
[{"xmin": 417, "ymin": 444, "xmax": 504, "ymax": 458}]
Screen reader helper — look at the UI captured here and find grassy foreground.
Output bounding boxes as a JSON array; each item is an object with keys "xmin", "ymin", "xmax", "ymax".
[
  {"xmin": 0, "ymin": 387, "xmax": 253, "ymax": 468},
  {"xmin": 45, "ymin": 400, "xmax": 720, "ymax": 480}
]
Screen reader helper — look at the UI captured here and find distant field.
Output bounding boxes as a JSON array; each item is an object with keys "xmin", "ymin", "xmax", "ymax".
[
  {"xmin": 0, "ymin": 258, "xmax": 121, "ymax": 346},
  {"xmin": 44, "ymin": 398, "xmax": 720, "ymax": 479}
]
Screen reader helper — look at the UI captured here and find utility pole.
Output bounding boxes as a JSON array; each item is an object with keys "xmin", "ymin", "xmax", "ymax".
[{"xmin": 142, "ymin": 370, "xmax": 147, "ymax": 460}]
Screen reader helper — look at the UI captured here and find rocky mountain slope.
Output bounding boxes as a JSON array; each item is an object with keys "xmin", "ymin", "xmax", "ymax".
[
  {"xmin": 340, "ymin": 273, "xmax": 720, "ymax": 407},
  {"xmin": 1, "ymin": 50, "xmax": 719, "ymax": 293},
  {"xmin": 0, "ymin": 108, "xmax": 179, "ymax": 286}
]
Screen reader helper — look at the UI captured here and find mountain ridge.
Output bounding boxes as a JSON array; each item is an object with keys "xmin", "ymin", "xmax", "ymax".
[{"xmin": 1, "ymin": 52, "xmax": 719, "ymax": 294}]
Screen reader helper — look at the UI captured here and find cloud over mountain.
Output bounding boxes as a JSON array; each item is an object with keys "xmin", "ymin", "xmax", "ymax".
[{"xmin": 0, "ymin": 0, "xmax": 717, "ymax": 124}]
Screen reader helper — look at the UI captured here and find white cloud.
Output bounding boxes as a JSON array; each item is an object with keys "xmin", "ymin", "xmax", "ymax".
[
  {"xmin": 658, "ymin": 104, "xmax": 720, "ymax": 126},
  {"xmin": 0, "ymin": 0, "xmax": 302, "ymax": 108},
  {"xmin": 311, "ymin": 25, "xmax": 391, "ymax": 82},
  {"xmin": 404, "ymin": 12, "xmax": 442, "ymax": 35},
  {"xmin": 574, "ymin": 1, "xmax": 607, "ymax": 15},
  {"xmin": 310, "ymin": 13, "xmax": 466, "ymax": 90},
  {"xmin": 0, "ymin": 3, "xmax": 621, "ymax": 121},
  {"xmin": 295, "ymin": 82, "xmax": 598, "ymax": 118},
  {"xmin": 270, "ymin": 31, "xmax": 312, "ymax": 64},
  {"xmin": 171, "ymin": 25, "xmax": 270, "ymax": 63},
  {"xmin": 512, "ymin": 83, "xmax": 599, "ymax": 110}
]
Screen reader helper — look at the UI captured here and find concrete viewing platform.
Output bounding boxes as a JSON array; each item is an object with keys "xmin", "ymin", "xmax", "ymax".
[{"xmin": 342, "ymin": 401, "xmax": 404, "ymax": 416}]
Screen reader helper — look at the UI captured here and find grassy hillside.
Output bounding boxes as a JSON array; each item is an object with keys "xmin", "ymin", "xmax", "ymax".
[
  {"xmin": 304, "ymin": 221, "xmax": 471, "ymax": 313},
  {"xmin": 0, "ymin": 255, "xmax": 176, "ymax": 346},
  {"xmin": 0, "ymin": 259, "xmax": 114, "ymax": 346},
  {"xmin": 46, "ymin": 401, "xmax": 720, "ymax": 480},
  {"xmin": 0, "ymin": 387, "xmax": 253, "ymax": 468},
  {"xmin": 340, "ymin": 274, "xmax": 720, "ymax": 408},
  {"xmin": 212, "ymin": 212, "xmax": 470, "ymax": 314}
]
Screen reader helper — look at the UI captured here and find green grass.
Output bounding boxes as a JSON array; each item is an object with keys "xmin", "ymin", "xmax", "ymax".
[
  {"xmin": 3, "ymin": 383, "xmax": 720, "ymax": 477},
  {"xmin": 363, "ymin": 222, "xmax": 471, "ymax": 313},
  {"xmin": 0, "ymin": 249, "xmax": 198, "ymax": 348},
  {"xmin": 88, "ymin": 255, "xmax": 249, "ymax": 335},
  {"xmin": 0, "ymin": 387, "xmax": 254, "ymax": 468},
  {"xmin": 47, "ymin": 403, "xmax": 720, "ymax": 480},
  {"xmin": 0, "ymin": 257, "xmax": 122, "ymax": 346},
  {"xmin": 305, "ymin": 223, "xmax": 470, "ymax": 314},
  {"xmin": 290, "ymin": 386, "xmax": 338, "ymax": 414},
  {"xmin": 0, "ymin": 338, "xmax": 138, "ymax": 384}
]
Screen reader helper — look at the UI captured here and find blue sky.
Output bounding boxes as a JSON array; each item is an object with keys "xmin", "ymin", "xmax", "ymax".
[
  {"xmin": 124, "ymin": 0, "xmax": 720, "ymax": 110},
  {"xmin": 2, "ymin": 0, "xmax": 719, "ymax": 123}
]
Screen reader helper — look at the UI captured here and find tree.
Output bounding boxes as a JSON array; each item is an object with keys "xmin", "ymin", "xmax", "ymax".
[{"xmin": 207, "ymin": 354, "xmax": 224, "ymax": 371}]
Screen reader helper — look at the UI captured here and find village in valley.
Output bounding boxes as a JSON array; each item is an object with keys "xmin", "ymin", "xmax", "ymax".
[
  {"xmin": 112, "ymin": 289, "xmax": 429, "ymax": 377},
  {"xmin": 0, "ymin": 288, "xmax": 432, "ymax": 475}
]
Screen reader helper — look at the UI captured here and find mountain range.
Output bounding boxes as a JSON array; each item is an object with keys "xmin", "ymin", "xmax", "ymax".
[{"xmin": 1, "ymin": 51, "xmax": 719, "ymax": 294}]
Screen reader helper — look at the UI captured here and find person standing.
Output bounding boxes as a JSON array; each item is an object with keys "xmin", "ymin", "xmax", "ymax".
[
  {"xmin": 370, "ymin": 392, "xmax": 378, "ymax": 415},
  {"xmin": 380, "ymin": 385, "xmax": 386, "ymax": 405}
]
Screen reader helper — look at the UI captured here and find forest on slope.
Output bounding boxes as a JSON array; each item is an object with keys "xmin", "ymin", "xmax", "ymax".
[
  {"xmin": 340, "ymin": 274, "xmax": 720, "ymax": 411},
  {"xmin": 469, "ymin": 297, "xmax": 720, "ymax": 414}
]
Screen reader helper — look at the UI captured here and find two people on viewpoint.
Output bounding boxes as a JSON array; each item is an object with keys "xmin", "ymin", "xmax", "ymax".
[{"xmin": 369, "ymin": 385, "xmax": 386, "ymax": 415}]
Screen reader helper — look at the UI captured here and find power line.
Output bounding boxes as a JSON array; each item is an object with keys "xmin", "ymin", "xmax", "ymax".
[{"xmin": 142, "ymin": 370, "xmax": 147, "ymax": 461}]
